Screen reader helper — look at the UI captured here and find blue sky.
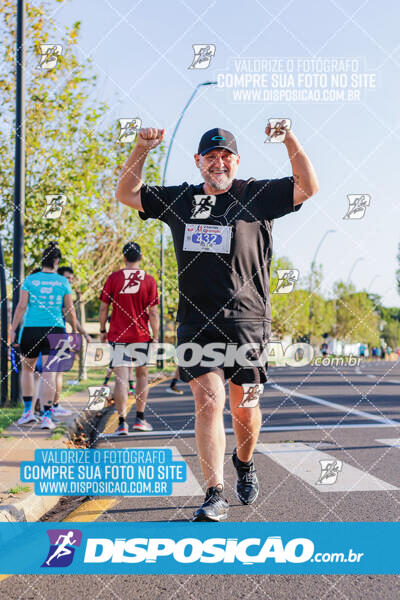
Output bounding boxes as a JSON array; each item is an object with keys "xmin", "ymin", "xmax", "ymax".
[{"xmin": 52, "ymin": 0, "xmax": 399, "ymax": 307}]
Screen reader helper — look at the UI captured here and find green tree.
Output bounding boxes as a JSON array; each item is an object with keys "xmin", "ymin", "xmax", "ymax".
[
  {"xmin": 372, "ymin": 301, "xmax": 400, "ymax": 350},
  {"xmin": 332, "ymin": 282, "xmax": 380, "ymax": 345},
  {"xmin": 270, "ymin": 257, "xmax": 304, "ymax": 337},
  {"xmin": 381, "ymin": 319, "xmax": 400, "ymax": 349},
  {"xmin": 0, "ymin": 0, "xmax": 170, "ymax": 310},
  {"xmin": 271, "ymin": 258, "xmax": 335, "ymax": 341}
]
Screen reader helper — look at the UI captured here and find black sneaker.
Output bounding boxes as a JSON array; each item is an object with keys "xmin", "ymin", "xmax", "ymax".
[
  {"xmin": 193, "ymin": 485, "xmax": 229, "ymax": 522},
  {"xmin": 232, "ymin": 448, "xmax": 259, "ymax": 505}
]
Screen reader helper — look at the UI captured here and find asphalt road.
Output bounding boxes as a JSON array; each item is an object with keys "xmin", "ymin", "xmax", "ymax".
[{"xmin": 2, "ymin": 359, "xmax": 400, "ymax": 599}]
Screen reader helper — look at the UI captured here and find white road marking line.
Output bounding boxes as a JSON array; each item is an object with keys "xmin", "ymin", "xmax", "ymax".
[
  {"xmin": 98, "ymin": 431, "xmax": 198, "ymax": 438},
  {"xmin": 376, "ymin": 438, "xmax": 400, "ymax": 448},
  {"xmin": 256, "ymin": 442, "xmax": 398, "ymax": 492},
  {"xmin": 169, "ymin": 446, "xmax": 203, "ymax": 497},
  {"xmin": 270, "ymin": 383, "xmax": 400, "ymax": 426},
  {"xmin": 122, "ymin": 446, "xmax": 203, "ymax": 498},
  {"xmin": 350, "ymin": 372, "xmax": 400, "ymax": 384},
  {"xmin": 99, "ymin": 422, "xmax": 398, "ymax": 439},
  {"xmin": 360, "ymin": 374, "xmax": 400, "ymax": 384}
]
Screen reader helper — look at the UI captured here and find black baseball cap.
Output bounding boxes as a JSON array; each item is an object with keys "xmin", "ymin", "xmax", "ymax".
[
  {"xmin": 198, "ymin": 128, "xmax": 238, "ymax": 156},
  {"xmin": 123, "ymin": 241, "xmax": 141, "ymax": 262}
]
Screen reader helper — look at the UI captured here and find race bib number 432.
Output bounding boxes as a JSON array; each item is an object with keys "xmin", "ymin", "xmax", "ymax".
[{"xmin": 183, "ymin": 224, "xmax": 232, "ymax": 254}]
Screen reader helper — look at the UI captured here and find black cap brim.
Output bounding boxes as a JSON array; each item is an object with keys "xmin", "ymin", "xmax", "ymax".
[{"xmin": 200, "ymin": 145, "xmax": 238, "ymax": 156}]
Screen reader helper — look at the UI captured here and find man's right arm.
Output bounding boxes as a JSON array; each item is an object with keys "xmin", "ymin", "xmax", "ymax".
[{"xmin": 115, "ymin": 127, "xmax": 165, "ymax": 212}]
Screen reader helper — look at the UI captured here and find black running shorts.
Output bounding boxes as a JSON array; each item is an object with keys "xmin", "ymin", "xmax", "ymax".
[
  {"xmin": 109, "ymin": 341, "xmax": 153, "ymax": 368},
  {"xmin": 19, "ymin": 326, "xmax": 66, "ymax": 358},
  {"xmin": 176, "ymin": 320, "xmax": 270, "ymax": 384}
]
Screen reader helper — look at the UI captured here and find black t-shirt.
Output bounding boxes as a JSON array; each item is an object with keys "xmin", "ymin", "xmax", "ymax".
[{"xmin": 139, "ymin": 177, "xmax": 301, "ymax": 324}]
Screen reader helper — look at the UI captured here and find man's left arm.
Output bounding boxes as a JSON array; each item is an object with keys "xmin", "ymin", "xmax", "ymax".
[
  {"xmin": 148, "ymin": 305, "xmax": 159, "ymax": 342},
  {"xmin": 283, "ymin": 129, "xmax": 319, "ymax": 205},
  {"xmin": 147, "ymin": 277, "xmax": 159, "ymax": 341}
]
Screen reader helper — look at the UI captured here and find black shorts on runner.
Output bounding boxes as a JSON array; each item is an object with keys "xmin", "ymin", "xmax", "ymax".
[
  {"xmin": 176, "ymin": 320, "xmax": 270, "ymax": 385},
  {"xmin": 19, "ymin": 326, "xmax": 66, "ymax": 358},
  {"xmin": 109, "ymin": 341, "xmax": 153, "ymax": 368}
]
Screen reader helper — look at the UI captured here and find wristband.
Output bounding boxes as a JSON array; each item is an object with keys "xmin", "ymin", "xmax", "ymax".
[{"xmin": 100, "ymin": 329, "xmax": 106, "ymax": 334}]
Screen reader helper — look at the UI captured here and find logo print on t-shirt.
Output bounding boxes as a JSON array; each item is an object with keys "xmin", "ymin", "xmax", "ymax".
[
  {"xmin": 120, "ymin": 269, "xmax": 145, "ymax": 294},
  {"xmin": 191, "ymin": 195, "xmax": 216, "ymax": 219}
]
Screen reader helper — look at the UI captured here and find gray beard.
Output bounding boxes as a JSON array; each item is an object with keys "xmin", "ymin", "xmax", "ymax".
[{"xmin": 205, "ymin": 173, "xmax": 233, "ymax": 191}]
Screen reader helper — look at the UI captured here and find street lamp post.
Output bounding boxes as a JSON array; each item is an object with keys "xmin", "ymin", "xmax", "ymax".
[
  {"xmin": 158, "ymin": 81, "xmax": 217, "ymax": 368},
  {"xmin": 11, "ymin": 0, "xmax": 26, "ymax": 406},
  {"xmin": 367, "ymin": 275, "xmax": 381, "ymax": 292},
  {"xmin": 308, "ymin": 229, "xmax": 335, "ymax": 342},
  {"xmin": 346, "ymin": 257, "xmax": 364, "ymax": 285}
]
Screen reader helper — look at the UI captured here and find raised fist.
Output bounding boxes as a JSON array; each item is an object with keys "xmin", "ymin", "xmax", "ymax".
[{"xmin": 136, "ymin": 127, "xmax": 165, "ymax": 151}]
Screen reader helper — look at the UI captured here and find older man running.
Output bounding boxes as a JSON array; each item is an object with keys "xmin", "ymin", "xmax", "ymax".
[{"xmin": 116, "ymin": 123, "xmax": 318, "ymax": 521}]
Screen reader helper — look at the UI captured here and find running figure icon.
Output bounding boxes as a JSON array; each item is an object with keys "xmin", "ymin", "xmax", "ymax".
[
  {"xmin": 191, "ymin": 195, "xmax": 216, "ymax": 219},
  {"xmin": 45, "ymin": 531, "xmax": 77, "ymax": 566},
  {"xmin": 188, "ymin": 44, "xmax": 216, "ymax": 69},
  {"xmin": 45, "ymin": 338, "xmax": 72, "ymax": 371}
]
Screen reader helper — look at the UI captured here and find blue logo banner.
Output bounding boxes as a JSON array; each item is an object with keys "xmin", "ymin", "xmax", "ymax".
[
  {"xmin": 20, "ymin": 448, "xmax": 186, "ymax": 496},
  {"xmin": 0, "ymin": 522, "xmax": 398, "ymax": 574}
]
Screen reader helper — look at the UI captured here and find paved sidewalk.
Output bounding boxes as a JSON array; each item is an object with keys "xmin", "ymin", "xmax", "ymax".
[
  {"xmin": 0, "ymin": 391, "xmax": 90, "ymax": 522},
  {"xmin": 0, "ymin": 372, "xmax": 173, "ymax": 522}
]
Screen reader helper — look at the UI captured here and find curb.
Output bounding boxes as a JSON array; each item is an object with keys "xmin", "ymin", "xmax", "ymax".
[
  {"xmin": 0, "ymin": 492, "xmax": 62, "ymax": 523},
  {"xmin": 0, "ymin": 408, "xmax": 99, "ymax": 524},
  {"xmin": 0, "ymin": 373, "xmax": 173, "ymax": 523}
]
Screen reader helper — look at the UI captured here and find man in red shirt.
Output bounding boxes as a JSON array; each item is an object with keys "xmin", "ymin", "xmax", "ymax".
[{"xmin": 99, "ymin": 242, "xmax": 159, "ymax": 435}]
